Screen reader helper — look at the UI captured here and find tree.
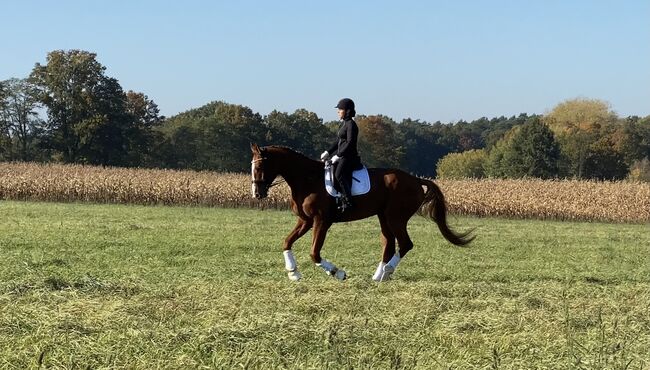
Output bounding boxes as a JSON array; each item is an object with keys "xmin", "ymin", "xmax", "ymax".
[
  {"xmin": 482, "ymin": 114, "xmax": 532, "ymax": 150},
  {"xmin": 157, "ymin": 101, "xmax": 268, "ymax": 172},
  {"xmin": 125, "ymin": 91, "xmax": 164, "ymax": 166},
  {"xmin": 0, "ymin": 80, "xmax": 6, "ymax": 114},
  {"xmin": 582, "ymin": 136, "xmax": 628, "ymax": 180},
  {"xmin": 436, "ymin": 149, "xmax": 487, "ymax": 179},
  {"xmin": 627, "ymin": 115, "xmax": 650, "ymax": 161},
  {"xmin": 265, "ymin": 109, "xmax": 330, "ymax": 158},
  {"xmin": 0, "ymin": 80, "xmax": 10, "ymax": 158},
  {"xmin": 210, "ymin": 102, "xmax": 266, "ymax": 171},
  {"xmin": 0, "ymin": 78, "xmax": 46, "ymax": 160},
  {"xmin": 30, "ymin": 50, "xmax": 135, "ymax": 165},
  {"xmin": 398, "ymin": 118, "xmax": 448, "ymax": 176},
  {"xmin": 78, "ymin": 76, "xmax": 132, "ymax": 166},
  {"xmin": 608, "ymin": 117, "xmax": 645, "ymax": 167},
  {"xmin": 544, "ymin": 98, "xmax": 618, "ymax": 178},
  {"xmin": 455, "ymin": 120, "xmax": 485, "ymax": 151},
  {"xmin": 485, "ymin": 117, "xmax": 561, "ymax": 179},
  {"xmin": 544, "ymin": 98, "xmax": 617, "ymax": 134},
  {"xmin": 628, "ymin": 158, "xmax": 650, "ymax": 182},
  {"xmin": 356, "ymin": 115, "xmax": 403, "ymax": 168},
  {"xmin": 157, "ymin": 123, "xmax": 201, "ymax": 169},
  {"xmin": 485, "ymin": 127, "xmax": 519, "ymax": 178}
]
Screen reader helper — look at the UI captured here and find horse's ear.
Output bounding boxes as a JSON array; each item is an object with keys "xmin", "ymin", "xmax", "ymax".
[{"xmin": 250, "ymin": 143, "xmax": 261, "ymax": 154}]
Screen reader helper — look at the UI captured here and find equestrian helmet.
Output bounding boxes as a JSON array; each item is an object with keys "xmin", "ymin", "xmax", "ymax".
[{"xmin": 335, "ymin": 98, "xmax": 355, "ymax": 111}]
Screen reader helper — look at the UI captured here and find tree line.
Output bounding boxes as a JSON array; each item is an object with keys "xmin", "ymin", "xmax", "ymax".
[{"xmin": 2, "ymin": 50, "xmax": 649, "ymax": 181}]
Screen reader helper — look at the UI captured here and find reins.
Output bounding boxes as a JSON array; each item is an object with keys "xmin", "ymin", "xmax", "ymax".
[{"xmin": 267, "ymin": 178, "xmax": 285, "ymax": 188}]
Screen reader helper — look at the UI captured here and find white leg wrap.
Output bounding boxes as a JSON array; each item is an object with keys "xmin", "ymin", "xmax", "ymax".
[
  {"xmin": 372, "ymin": 262, "xmax": 387, "ymax": 281},
  {"xmin": 380, "ymin": 252, "xmax": 401, "ymax": 281},
  {"xmin": 283, "ymin": 250, "xmax": 297, "ymax": 271},
  {"xmin": 387, "ymin": 252, "xmax": 401, "ymax": 269},
  {"xmin": 317, "ymin": 259, "xmax": 347, "ymax": 280},
  {"xmin": 283, "ymin": 250, "xmax": 301, "ymax": 281},
  {"xmin": 287, "ymin": 270, "xmax": 302, "ymax": 281},
  {"xmin": 316, "ymin": 259, "xmax": 336, "ymax": 274}
]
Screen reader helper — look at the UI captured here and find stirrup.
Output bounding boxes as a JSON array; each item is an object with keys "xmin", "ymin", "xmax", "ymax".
[{"xmin": 337, "ymin": 197, "xmax": 353, "ymax": 212}]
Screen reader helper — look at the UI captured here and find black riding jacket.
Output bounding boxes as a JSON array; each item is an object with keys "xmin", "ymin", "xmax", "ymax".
[{"xmin": 327, "ymin": 118, "xmax": 359, "ymax": 158}]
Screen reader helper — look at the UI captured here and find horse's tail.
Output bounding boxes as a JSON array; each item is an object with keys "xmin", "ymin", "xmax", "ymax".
[{"xmin": 418, "ymin": 177, "xmax": 474, "ymax": 246}]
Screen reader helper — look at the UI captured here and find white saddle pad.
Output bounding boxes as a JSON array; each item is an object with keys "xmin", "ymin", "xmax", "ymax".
[{"xmin": 325, "ymin": 164, "xmax": 371, "ymax": 197}]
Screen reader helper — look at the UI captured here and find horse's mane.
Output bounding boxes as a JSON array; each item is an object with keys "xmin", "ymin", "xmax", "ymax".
[{"xmin": 262, "ymin": 145, "xmax": 320, "ymax": 164}]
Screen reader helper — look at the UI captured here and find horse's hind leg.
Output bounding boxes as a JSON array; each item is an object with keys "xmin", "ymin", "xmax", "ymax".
[
  {"xmin": 373, "ymin": 214, "xmax": 396, "ymax": 281},
  {"xmin": 282, "ymin": 218, "xmax": 313, "ymax": 281},
  {"xmin": 381, "ymin": 218, "xmax": 414, "ymax": 280}
]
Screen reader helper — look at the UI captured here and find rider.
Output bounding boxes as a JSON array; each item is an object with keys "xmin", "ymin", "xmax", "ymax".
[{"xmin": 320, "ymin": 98, "xmax": 362, "ymax": 212}]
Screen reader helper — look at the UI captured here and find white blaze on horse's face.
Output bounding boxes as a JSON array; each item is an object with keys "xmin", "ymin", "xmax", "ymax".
[
  {"xmin": 251, "ymin": 160, "xmax": 256, "ymax": 198},
  {"xmin": 251, "ymin": 156, "xmax": 268, "ymax": 199}
]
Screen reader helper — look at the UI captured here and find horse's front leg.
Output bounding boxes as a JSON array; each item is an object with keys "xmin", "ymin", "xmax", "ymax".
[
  {"xmin": 283, "ymin": 218, "xmax": 313, "ymax": 281},
  {"xmin": 310, "ymin": 218, "xmax": 346, "ymax": 280}
]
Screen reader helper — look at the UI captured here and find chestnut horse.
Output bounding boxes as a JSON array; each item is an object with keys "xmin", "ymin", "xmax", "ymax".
[{"xmin": 250, "ymin": 144, "xmax": 473, "ymax": 281}]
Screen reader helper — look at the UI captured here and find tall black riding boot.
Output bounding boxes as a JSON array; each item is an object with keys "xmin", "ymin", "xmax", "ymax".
[{"xmin": 338, "ymin": 178, "xmax": 354, "ymax": 212}]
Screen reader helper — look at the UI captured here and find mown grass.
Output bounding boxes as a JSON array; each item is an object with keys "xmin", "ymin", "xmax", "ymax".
[{"xmin": 0, "ymin": 201, "xmax": 649, "ymax": 369}]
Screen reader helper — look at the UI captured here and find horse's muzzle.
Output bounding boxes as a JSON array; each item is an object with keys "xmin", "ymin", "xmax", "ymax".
[{"xmin": 252, "ymin": 183, "xmax": 268, "ymax": 199}]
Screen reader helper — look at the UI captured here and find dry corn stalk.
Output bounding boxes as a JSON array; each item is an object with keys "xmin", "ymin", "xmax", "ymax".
[{"xmin": 1, "ymin": 162, "xmax": 648, "ymax": 223}]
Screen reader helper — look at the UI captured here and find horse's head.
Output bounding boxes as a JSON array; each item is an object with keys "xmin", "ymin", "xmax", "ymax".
[{"xmin": 250, "ymin": 143, "xmax": 279, "ymax": 199}]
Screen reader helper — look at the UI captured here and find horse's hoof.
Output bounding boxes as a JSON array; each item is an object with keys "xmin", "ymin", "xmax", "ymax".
[
  {"xmin": 335, "ymin": 269, "xmax": 347, "ymax": 281},
  {"xmin": 287, "ymin": 270, "xmax": 302, "ymax": 281},
  {"xmin": 379, "ymin": 265, "xmax": 395, "ymax": 281}
]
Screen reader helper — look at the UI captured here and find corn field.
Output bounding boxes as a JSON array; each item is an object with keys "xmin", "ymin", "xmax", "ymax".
[
  {"xmin": 436, "ymin": 178, "xmax": 650, "ymax": 223},
  {"xmin": 1, "ymin": 162, "xmax": 649, "ymax": 223}
]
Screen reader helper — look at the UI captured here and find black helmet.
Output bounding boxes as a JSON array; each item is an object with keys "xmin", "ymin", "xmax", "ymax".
[{"xmin": 335, "ymin": 98, "xmax": 355, "ymax": 111}]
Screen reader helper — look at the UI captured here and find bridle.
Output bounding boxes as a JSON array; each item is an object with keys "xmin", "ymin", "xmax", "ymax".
[{"xmin": 251, "ymin": 157, "xmax": 285, "ymax": 189}]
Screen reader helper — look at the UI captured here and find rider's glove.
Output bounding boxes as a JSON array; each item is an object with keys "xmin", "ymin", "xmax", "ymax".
[
  {"xmin": 320, "ymin": 151, "xmax": 330, "ymax": 161},
  {"xmin": 331, "ymin": 155, "xmax": 340, "ymax": 164}
]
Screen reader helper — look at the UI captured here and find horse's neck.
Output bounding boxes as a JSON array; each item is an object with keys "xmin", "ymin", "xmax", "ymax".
[{"xmin": 274, "ymin": 150, "xmax": 321, "ymax": 187}]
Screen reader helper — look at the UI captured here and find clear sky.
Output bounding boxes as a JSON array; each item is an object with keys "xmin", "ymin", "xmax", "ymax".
[{"xmin": 2, "ymin": 0, "xmax": 649, "ymax": 123}]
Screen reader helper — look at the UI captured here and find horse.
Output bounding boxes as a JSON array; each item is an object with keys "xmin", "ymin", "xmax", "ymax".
[{"xmin": 250, "ymin": 143, "xmax": 473, "ymax": 281}]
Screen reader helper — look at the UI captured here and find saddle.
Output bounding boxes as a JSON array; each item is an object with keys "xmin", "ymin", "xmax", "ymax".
[{"xmin": 324, "ymin": 162, "xmax": 370, "ymax": 198}]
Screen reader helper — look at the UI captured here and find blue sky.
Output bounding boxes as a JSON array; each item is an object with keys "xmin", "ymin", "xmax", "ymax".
[{"xmin": 2, "ymin": 0, "xmax": 649, "ymax": 122}]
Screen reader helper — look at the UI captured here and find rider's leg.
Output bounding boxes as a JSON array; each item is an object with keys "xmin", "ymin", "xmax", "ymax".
[{"xmin": 334, "ymin": 158, "xmax": 354, "ymax": 208}]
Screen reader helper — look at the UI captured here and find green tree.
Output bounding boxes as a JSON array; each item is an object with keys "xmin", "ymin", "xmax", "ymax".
[
  {"xmin": 30, "ymin": 50, "xmax": 135, "ymax": 165},
  {"xmin": 582, "ymin": 136, "xmax": 628, "ymax": 180},
  {"xmin": 356, "ymin": 115, "xmax": 403, "ymax": 168},
  {"xmin": 398, "ymin": 119, "xmax": 449, "ymax": 176},
  {"xmin": 484, "ymin": 131, "xmax": 512, "ymax": 178},
  {"xmin": 210, "ymin": 102, "xmax": 266, "ymax": 171},
  {"xmin": 482, "ymin": 114, "xmax": 532, "ymax": 150},
  {"xmin": 0, "ymin": 78, "xmax": 45, "ymax": 161},
  {"xmin": 77, "ymin": 76, "xmax": 132, "ymax": 165},
  {"xmin": 125, "ymin": 91, "xmax": 164, "ymax": 166},
  {"xmin": 436, "ymin": 149, "xmax": 487, "ymax": 179},
  {"xmin": 608, "ymin": 117, "xmax": 645, "ymax": 166},
  {"xmin": 485, "ymin": 117, "xmax": 560, "ymax": 179},
  {"xmin": 0, "ymin": 80, "xmax": 9, "ymax": 158},
  {"xmin": 265, "ymin": 109, "xmax": 330, "ymax": 158},
  {"xmin": 157, "ymin": 101, "xmax": 267, "ymax": 171},
  {"xmin": 455, "ymin": 120, "xmax": 484, "ymax": 151},
  {"xmin": 157, "ymin": 124, "xmax": 202, "ymax": 169},
  {"xmin": 634, "ymin": 115, "xmax": 650, "ymax": 158}
]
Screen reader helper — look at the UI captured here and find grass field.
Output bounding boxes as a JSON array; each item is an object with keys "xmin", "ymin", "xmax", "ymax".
[{"xmin": 0, "ymin": 201, "xmax": 649, "ymax": 369}]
